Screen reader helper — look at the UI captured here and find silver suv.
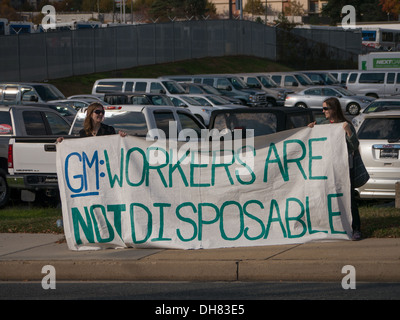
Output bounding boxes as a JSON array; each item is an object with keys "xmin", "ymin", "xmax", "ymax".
[
  {"xmin": 356, "ymin": 111, "xmax": 400, "ymax": 199},
  {"xmin": 0, "ymin": 82, "xmax": 65, "ymax": 105}
]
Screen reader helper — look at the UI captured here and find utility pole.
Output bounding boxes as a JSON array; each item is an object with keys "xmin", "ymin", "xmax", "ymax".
[{"xmin": 229, "ymin": 0, "xmax": 232, "ymax": 19}]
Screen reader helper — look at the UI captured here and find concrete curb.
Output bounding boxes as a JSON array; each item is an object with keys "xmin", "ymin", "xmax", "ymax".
[
  {"xmin": 2, "ymin": 259, "xmax": 400, "ymax": 282},
  {"xmin": 1, "ymin": 235, "xmax": 400, "ymax": 282}
]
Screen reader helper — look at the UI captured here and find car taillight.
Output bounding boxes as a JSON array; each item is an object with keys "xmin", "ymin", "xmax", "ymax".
[
  {"xmin": 105, "ymin": 106, "xmax": 122, "ymax": 110},
  {"xmin": 8, "ymin": 144, "xmax": 13, "ymax": 169}
]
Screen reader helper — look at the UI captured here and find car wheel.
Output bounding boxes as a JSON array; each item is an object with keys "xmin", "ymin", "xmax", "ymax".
[
  {"xmin": 347, "ymin": 103, "xmax": 360, "ymax": 115},
  {"xmin": 0, "ymin": 172, "xmax": 10, "ymax": 208},
  {"xmin": 295, "ymin": 102, "xmax": 307, "ymax": 108}
]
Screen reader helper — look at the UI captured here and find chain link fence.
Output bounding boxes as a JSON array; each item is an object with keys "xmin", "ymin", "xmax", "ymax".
[{"xmin": 0, "ymin": 20, "xmax": 360, "ymax": 82}]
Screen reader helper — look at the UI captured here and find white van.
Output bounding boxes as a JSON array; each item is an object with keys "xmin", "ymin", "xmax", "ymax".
[
  {"xmin": 91, "ymin": 78, "xmax": 186, "ymax": 97},
  {"xmin": 266, "ymin": 72, "xmax": 314, "ymax": 92},
  {"xmin": 346, "ymin": 71, "xmax": 400, "ymax": 99}
]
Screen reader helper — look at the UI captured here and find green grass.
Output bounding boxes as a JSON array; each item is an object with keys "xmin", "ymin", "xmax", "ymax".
[
  {"xmin": 358, "ymin": 203, "xmax": 400, "ymax": 238},
  {"xmin": 0, "ymin": 203, "xmax": 399, "ymax": 238},
  {"xmin": 48, "ymin": 55, "xmax": 293, "ymax": 97},
  {"xmin": 0, "ymin": 206, "xmax": 63, "ymax": 234}
]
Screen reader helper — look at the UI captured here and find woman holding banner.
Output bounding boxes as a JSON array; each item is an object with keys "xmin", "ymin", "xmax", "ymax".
[
  {"xmin": 57, "ymin": 102, "xmax": 127, "ymax": 142},
  {"xmin": 79, "ymin": 102, "xmax": 127, "ymax": 137},
  {"xmin": 308, "ymin": 97, "xmax": 362, "ymax": 241}
]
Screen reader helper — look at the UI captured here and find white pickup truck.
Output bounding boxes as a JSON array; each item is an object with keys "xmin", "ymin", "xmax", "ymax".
[
  {"xmin": 7, "ymin": 105, "xmax": 206, "ymax": 205},
  {"xmin": 3, "ymin": 105, "xmax": 71, "ymax": 205}
]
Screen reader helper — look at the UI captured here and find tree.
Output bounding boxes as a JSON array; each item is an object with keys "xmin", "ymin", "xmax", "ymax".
[
  {"xmin": 322, "ymin": 0, "xmax": 387, "ymax": 24},
  {"xmin": 379, "ymin": 0, "xmax": 400, "ymax": 19},
  {"xmin": 149, "ymin": 0, "xmax": 210, "ymax": 20},
  {"xmin": 0, "ymin": 0, "xmax": 20, "ymax": 21},
  {"xmin": 284, "ymin": 0, "xmax": 305, "ymax": 16},
  {"xmin": 244, "ymin": 0, "xmax": 265, "ymax": 15}
]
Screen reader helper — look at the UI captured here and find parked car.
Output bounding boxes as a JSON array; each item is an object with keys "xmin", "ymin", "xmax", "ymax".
[
  {"xmin": 91, "ymin": 78, "xmax": 186, "ymax": 97},
  {"xmin": 356, "ymin": 111, "xmax": 400, "ymax": 199},
  {"xmin": 67, "ymin": 94, "xmax": 106, "ymax": 103},
  {"xmin": 48, "ymin": 99, "xmax": 91, "ymax": 111},
  {"xmin": 163, "ymin": 74, "xmax": 269, "ymax": 107},
  {"xmin": 103, "ymin": 92, "xmax": 174, "ymax": 106},
  {"xmin": 284, "ymin": 86, "xmax": 375, "ymax": 115},
  {"xmin": 300, "ymin": 71, "xmax": 344, "ymax": 87},
  {"xmin": 346, "ymin": 70, "xmax": 400, "ymax": 99},
  {"xmin": 208, "ymin": 107, "xmax": 315, "ymax": 138},
  {"xmin": 169, "ymin": 95, "xmax": 225, "ymax": 126},
  {"xmin": 267, "ymin": 72, "xmax": 314, "ymax": 92},
  {"xmin": 325, "ymin": 69, "xmax": 355, "ymax": 85},
  {"xmin": 178, "ymin": 82, "xmax": 243, "ymax": 105},
  {"xmin": 236, "ymin": 73, "xmax": 291, "ymax": 106},
  {"xmin": 5, "ymin": 105, "xmax": 71, "ymax": 205},
  {"xmin": 352, "ymin": 99, "xmax": 400, "ymax": 129},
  {"xmin": 0, "ymin": 82, "xmax": 65, "ymax": 104},
  {"xmin": 9, "ymin": 102, "xmax": 77, "ymax": 123},
  {"xmin": 185, "ymin": 94, "xmax": 245, "ymax": 109}
]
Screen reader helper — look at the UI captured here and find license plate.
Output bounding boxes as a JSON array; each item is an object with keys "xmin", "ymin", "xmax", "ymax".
[{"xmin": 380, "ymin": 148, "xmax": 399, "ymax": 159}]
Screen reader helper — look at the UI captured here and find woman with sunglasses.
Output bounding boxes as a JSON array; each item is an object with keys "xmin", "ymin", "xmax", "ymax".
[
  {"xmin": 308, "ymin": 97, "xmax": 362, "ymax": 241},
  {"xmin": 57, "ymin": 102, "xmax": 127, "ymax": 143},
  {"xmin": 79, "ymin": 102, "xmax": 127, "ymax": 137}
]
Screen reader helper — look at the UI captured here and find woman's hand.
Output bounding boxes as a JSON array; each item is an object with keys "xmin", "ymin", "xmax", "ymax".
[
  {"xmin": 343, "ymin": 122, "xmax": 352, "ymax": 137},
  {"xmin": 118, "ymin": 130, "xmax": 127, "ymax": 137},
  {"xmin": 308, "ymin": 121, "xmax": 316, "ymax": 128},
  {"xmin": 56, "ymin": 137, "xmax": 64, "ymax": 143}
]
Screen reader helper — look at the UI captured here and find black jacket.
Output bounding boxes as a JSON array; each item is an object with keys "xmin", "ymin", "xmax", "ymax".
[{"xmin": 79, "ymin": 123, "xmax": 116, "ymax": 137}]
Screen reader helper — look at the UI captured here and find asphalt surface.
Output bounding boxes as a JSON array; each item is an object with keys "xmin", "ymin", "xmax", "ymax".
[{"xmin": 0, "ymin": 233, "xmax": 400, "ymax": 282}]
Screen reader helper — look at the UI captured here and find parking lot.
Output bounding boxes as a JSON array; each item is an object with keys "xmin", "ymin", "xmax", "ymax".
[{"xmin": 1, "ymin": 69, "xmax": 400, "ymax": 209}]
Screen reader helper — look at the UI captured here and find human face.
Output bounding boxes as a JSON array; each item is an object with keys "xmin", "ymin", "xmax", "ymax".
[
  {"xmin": 91, "ymin": 107, "xmax": 104, "ymax": 124},
  {"xmin": 322, "ymin": 103, "xmax": 332, "ymax": 120}
]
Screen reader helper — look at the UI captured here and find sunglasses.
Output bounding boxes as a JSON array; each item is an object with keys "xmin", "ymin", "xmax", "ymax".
[
  {"xmin": 322, "ymin": 107, "xmax": 331, "ymax": 111},
  {"xmin": 94, "ymin": 109, "xmax": 105, "ymax": 115}
]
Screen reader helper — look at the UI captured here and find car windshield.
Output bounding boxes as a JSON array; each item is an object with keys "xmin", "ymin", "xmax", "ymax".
[
  {"xmin": 200, "ymin": 84, "xmax": 221, "ymax": 95},
  {"xmin": 32, "ymin": 84, "xmax": 65, "ymax": 101},
  {"xmin": 206, "ymin": 95, "xmax": 230, "ymax": 105},
  {"xmin": 161, "ymin": 81, "xmax": 185, "ymax": 94},
  {"xmin": 258, "ymin": 75, "xmax": 278, "ymax": 88},
  {"xmin": 181, "ymin": 96, "xmax": 202, "ymax": 106},
  {"xmin": 48, "ymin": 104, "xmax": 77, "ymax": 117},
  {"xmin": 323, "ymin": 73, "xmax": 340, "ymax": 85},
  {"xmin": 212, "ymin": 112, "xmax": 278, "ymax": 136},
  {"xmin": 149, "ymin": 95, "xmax": 174, "ymax": 106},
  {"xmin": 363, "ymin": 101, "xmax": 400, "ymax": 113},
  {"xmin": 358, "ymin": 117, "xmax": 400, "ymax": 140},
  {"xmin": 295, "ymin": 74, "xmax": 313, "ymax": 85},
  {"xmin": 228, "ymin": 77, "xmax": 248, "ymax": 89}
]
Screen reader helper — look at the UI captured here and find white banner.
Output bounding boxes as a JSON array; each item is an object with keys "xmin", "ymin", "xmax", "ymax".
[{"xmin": 57, "ymin": 124, "xmax": 352, "ymax": 251}]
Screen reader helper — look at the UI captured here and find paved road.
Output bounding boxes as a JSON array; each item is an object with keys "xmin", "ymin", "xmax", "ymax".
[{"xmin": 2, "ymin": 281, "xmax": 400, "ymax": 300}]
